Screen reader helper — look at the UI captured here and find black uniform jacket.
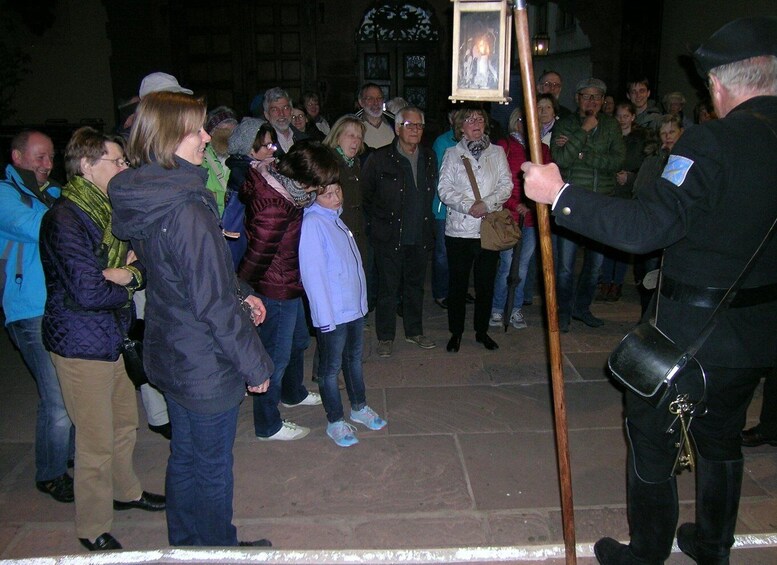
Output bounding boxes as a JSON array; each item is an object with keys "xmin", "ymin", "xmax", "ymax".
[{"xmin": 552, "ymin": 96, "xmax": 777, "ymax": 368}]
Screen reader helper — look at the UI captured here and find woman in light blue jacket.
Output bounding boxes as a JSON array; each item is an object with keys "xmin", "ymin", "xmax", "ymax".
[{"xmin": 299, "ymin": 184, "xmax": 387, "ymax": 447}]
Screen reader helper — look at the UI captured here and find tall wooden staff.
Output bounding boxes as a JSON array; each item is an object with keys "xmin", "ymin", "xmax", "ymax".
[{"xmin": 511, "ymin": 1, "xmax": 577, "ymax": 563}]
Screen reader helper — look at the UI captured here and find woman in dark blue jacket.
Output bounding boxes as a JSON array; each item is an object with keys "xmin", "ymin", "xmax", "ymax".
[
  {"xmin": 110, "ymin": 92, "xmax": 274, "ymax": 548},
  {"xmin": 40, "ymin": 127, "xmax": 163, "ymax": 552}
]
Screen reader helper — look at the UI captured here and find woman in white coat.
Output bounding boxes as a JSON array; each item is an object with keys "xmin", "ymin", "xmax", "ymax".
[{"xmin": 437, "ymin": 106, "xmax": 513, "ymax": 352}]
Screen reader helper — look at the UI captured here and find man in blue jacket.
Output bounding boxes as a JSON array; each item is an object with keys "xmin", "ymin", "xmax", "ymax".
[{"xmin": 1, "ymin": 130, "xmax": 74, "ymax": 502}]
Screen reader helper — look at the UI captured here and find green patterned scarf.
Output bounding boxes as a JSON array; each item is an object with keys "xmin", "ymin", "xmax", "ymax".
[
  {"xmin": 61, "ymin": 175, "xmax": 128, "ymax": 269},
  {"xmin": 336, "ymin": 145, "xmax": 355, "ymax": 168}
]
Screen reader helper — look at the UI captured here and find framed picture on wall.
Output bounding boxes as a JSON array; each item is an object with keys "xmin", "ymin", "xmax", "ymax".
[
  {"xmin": 450, "ymin": 0, "xmax": 512, "ymax": 103},
  {"xmin": 365, "ymin": 53, "xmax": 390, "ymax": 80},
  {"xmin": 404, "ymin": 54, "xmax": 427, "ymax": 78}
]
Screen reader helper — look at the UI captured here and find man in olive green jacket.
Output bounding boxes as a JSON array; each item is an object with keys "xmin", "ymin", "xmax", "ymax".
[{"xmin": 550, "ymin": 77, "xmax": 625, "ymax": 331}]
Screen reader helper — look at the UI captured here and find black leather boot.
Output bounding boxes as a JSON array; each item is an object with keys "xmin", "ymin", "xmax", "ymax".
[
  {"xmin": 677, "ymin": 455, "xmax": 744, "ymax": 565},
  {"xmin": 595, "ymin": 459, "xmax": 676, "ymax": 564}
]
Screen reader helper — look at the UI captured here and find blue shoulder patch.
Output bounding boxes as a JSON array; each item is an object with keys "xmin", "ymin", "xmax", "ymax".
[{"xmin": 661, "ymin": 155, "xmax": 694, "ymax": 187}]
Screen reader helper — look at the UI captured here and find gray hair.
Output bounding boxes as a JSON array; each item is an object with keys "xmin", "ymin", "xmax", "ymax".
[
  {"xmin": 394, "ymin": 106, "xmax": 424, "ymax": 126},
  {"xmin": 710, "ymin": 55, "xmax": 777, "ymax": 97},
  {"xmin": 263, "ymin": 87, "xmax": 292, "ymax": 113}
]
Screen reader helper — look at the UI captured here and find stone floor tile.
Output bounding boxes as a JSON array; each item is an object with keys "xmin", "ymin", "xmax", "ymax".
[
  {"xmin": 353, "ymin": 515, "xmax": 488, "ymax": 548},
  {"xmin": 387, "ymin": 385, "xmax": 555, "ymax": 435},
  {"xmin": 487, "ymin": 510, "xmax": 555, "ymax": 545},
  {"xmin": 232, "ymin": 435, "xmax": 472, "ymax": 518}
]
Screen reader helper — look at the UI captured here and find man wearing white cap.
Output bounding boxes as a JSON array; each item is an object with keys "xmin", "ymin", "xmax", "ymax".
[{"xmin": 522, "ymin": 17, "xmax": 777, "ymax": 565}]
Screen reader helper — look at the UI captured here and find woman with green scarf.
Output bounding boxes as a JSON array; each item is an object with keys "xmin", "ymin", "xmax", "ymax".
[{"xmin": 39, "ymin": 127, "xmax": 164, "ymax": 552}]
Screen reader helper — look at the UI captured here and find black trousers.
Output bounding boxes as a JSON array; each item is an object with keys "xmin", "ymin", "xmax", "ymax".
[
  {"xmin": 373, "ymin": 241, "xmax": 427, "ymax": 341},
  {"xmin": 445, "ymin": 236, "xmax": 499, "ymax": 336},
  {"xmin": 621, "ymin": 365, "xmax": 766, "ymax": 561}
]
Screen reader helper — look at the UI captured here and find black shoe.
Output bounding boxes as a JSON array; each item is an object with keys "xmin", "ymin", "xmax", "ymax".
[
  {"xmin": 114, "ymin": 491, "xmax": 166, "ymax": 512},
  {"xmin": 239, "ymin": 539, "xmax": 273, "ymax": 547},
  {"xmin": 741, "ymin": 426, "xmax": 777, "ymax": 447},
  {"xmin": 476, "ymin": 333, "xmax": 499, "ymax": 350},
  {"xmin": 446, "ymin": 334, "xmax": 461, "ymax": 353},
  {"xmin": 148, "ymin": 422, "xmax": 172, "ymax": 439},
  {"xmin": 572, "ymin": 310, "xmax": 604, "ymax": 328},
  {"xmin": 434, "ymin": 298, "xmax": 448, "ymax": 309},
  {"xmin": 36, "ymin": 473, "xmax": 74, "ymax": 503},
  {"xmin": 465, "ymin": 292, "xmax": 476, "ymax": 304},
  {"xmin": 79, "ymin": 532, "xmax": 122, "ymax": 551}
]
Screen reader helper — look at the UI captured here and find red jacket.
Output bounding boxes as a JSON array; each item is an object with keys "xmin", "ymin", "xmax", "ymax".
[
  {"xmin": 495, "ymin": 136, "xmax": 552, "ymax": 229},
  {"xmin": 238, "ymin": 165, "xmax": 304, "ymax": 300}
]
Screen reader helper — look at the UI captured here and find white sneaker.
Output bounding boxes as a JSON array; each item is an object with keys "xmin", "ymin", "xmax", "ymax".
[
  {"xmin": 489, "ymin": 312, "xmax": 503, "ymax": 327},
  {"xmin": 509, "ymin": 309, "xmax": 527, "ymax": 329},
  {"xmin": 257, "ymin": 420, "xmax": 310, "ymax": 441},
  {"xmin": 282, "ymin": 391, "xmax": 322, "ymax": 408}
]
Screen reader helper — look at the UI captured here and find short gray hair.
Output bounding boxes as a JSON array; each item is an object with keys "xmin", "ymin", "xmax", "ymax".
[
  {"xmin": 394, "ymin": 106, "xmax": 424, "ymax": 126},
  {"xmin": 710, "ymin": 55, "xmax": 777, "ymax": 97},
  {"xmin": 263, "ymin": 87, "xmax": 292, "ymax": 113}
]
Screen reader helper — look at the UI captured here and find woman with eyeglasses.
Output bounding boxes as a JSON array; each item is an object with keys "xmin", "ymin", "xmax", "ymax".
[
  {"xmin": 109, "ymin": 92, "xmax": 273, "ymax": 547},
  {"xmin": 438, "ymin": 106, "xmax": 512, "ymax": 352},
  {"xmin": 223, "ymin": 121, "xmax": 278, "ymax": 269},
  {"xmin": 292, "ymin": 105, "xmax": 325, "ymax": 141},
  {"xmin": 39, "ymin": 127, "xmax": 164, "ymax": 551}
]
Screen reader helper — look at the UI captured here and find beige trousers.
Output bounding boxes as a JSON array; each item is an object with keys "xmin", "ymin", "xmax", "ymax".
[{"xmin": 52, "ymin": 353, "xmax": 143, "ymax": 539}]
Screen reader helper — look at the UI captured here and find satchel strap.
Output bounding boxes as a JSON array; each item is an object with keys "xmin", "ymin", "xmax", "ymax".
[{"xmin": 460, "ymin": 155, "xmax": 483, "ymax": 202}]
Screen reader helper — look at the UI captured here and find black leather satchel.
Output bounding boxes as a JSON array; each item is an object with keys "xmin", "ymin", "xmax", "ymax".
[
  {"xmin": 609, "ymin": 215, "xmax": 776, "ymax": 407},
  {"xmin": 608, "ymin": 322, "xmax": 704, "ymax": 408}
]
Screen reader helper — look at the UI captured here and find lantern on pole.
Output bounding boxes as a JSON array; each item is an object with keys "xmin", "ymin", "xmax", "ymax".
[
  {"xmin": 450, "ymin": 1, "xmax": 578, "ymax": 563},
  {"xmin": 449, "ymin": 0, "xmax": 513, "ymax": 103}
]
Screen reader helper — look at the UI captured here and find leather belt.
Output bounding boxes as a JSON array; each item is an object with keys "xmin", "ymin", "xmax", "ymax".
[{"xmin": 660, "ymin": 276, "xmax": 777, "ymax": 309}]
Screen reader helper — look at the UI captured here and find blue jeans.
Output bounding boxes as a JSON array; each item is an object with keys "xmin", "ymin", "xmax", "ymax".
[
  {"xmin": 491, "ymin": 226, "xmax": 536, "ymax": 314},
  {"xmin": 7, "ymin": 316, "xmax": 74, "ymax": 482},
  {"xmin": 166, "ymin": 397, "xmax": 239, "ymax": 546},
  {"xmin": 432, "ymin": 219, "xmax": 449, "ymax": 300},
  {"xmin": 600, "ymin": 246, "xmax": 630, "ymax": 285},
  {"xmin": 316, "ymin": 318, "xmax": 367, "ymax": 423},
  {"xmin": 554, "ymin": 230, "xmax": 604, "ymax": 323},
  {"xmin": 252, "ymin": 296, "xmax": 310, "ymax": 437}
]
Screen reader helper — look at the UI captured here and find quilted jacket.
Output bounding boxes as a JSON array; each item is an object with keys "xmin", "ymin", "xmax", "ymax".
[
  {"xmin": 40, "ymin": 198, "xmax": 136, "ymax": 361},
  {"xmin": 237, "ymin": 163, "xmax": 304, "ymax": 300},
  {"xmin": 109, "ymin": 157, "xmax": 273, "ymax": 415}
]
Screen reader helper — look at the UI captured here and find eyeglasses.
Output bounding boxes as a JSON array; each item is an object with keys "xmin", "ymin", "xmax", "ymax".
[
  {"xmin": 464, "ymin": 116, "xmax": 486, "ymax": 124},
  {"xmin": 268, "ymin": 105, "xmax": 291, "ymax": 115},
  {"xmin": 291, "ymin": 114, "xmax": 307, "ymax": 121},
  {"xmin": 261, "ymin": 143, "xmax": 278, "ymax": 151},
  {"xmin": 400, "ymin": 121, "xmax": 425, "ymax": 130},
  {"xmin": 100, "ymin": 158, "xmax": 130, "ymax": 167},
  {"xmin": 542, "ymin": 81, "xmax": 561, "ymax": 89},
  {"xmin": 578, "ymin": 94, "xmax": 604, "ymax": 102}
]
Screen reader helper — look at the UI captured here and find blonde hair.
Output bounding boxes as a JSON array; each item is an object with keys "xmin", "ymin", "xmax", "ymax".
[
  {"xmin": 323, "ymin": 115, "xmax": 366, "ymax": 156},
  {"xmin": 127, "ymin": 91, "xmax": 206, "ymax": 169}
]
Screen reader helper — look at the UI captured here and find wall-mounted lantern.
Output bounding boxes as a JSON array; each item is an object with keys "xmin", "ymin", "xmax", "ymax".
[{"xmin": 532, "ymin": 31, "xmax": 550, "ymax": 56}]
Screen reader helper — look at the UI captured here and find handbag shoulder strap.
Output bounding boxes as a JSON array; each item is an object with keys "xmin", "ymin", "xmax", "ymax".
[{"xmin": 460, "ymin": 154, "xmax": 483, "ymax": 201}]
